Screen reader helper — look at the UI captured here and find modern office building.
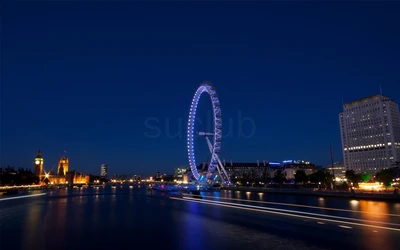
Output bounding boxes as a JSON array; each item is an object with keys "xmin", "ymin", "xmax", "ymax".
[
  {"xmin": 101, "ymin": 164, "xmax": 107, "ymax": 177},
  {"xmin": 339, "ymin": 94, "xmax": 400, "ymax": 174}
]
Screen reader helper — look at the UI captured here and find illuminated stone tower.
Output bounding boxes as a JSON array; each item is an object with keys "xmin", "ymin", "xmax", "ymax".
[
  {"xmin": 34, "ymin": 149, "xmax": 44, "ymax": 178},
  {"xmin": 58, "ymin": 156, "xmax": 69, "ymax": 176}
]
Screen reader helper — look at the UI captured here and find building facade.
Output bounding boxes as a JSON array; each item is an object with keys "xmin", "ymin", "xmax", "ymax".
[
  {"xmin": 101, "ymin": 164, "xmax": 107, "ymax": 177},
  {"xmin": 339, "ymin": 94, "xmax": 400, "ymax": 174},
  {"xmin": 58, "ymin": 156, "xmax": 69, "ymax": 176},
  {"xmin": 174, "ymin": 167, "xmax": 188, "ymax": 181},
  {"xmin": 185, "ymin": 160, "xmax": 317, "ymax": 183},
  {"xmin": 223, "ymin": 161, "xmax": 282, "ymax": 183},
  {"xmin": 47, "ymin": 171, "xmax": 90, "ymax": 185},
  {"xmin": 281, "ymin": 160, "xmax": 317, "ymax": 180},
  {"xmin": 325, "ymin": 162, "xmax": 346, "ymax": 181},
  {"xmin": 32, "ymin": 150, "xmax": 89, "ymax": 185}
]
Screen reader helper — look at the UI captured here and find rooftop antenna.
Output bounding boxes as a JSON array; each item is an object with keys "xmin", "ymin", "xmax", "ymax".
[{"xmin": 379, "ymin": 84, "xmax": 383, "ymax": 96}]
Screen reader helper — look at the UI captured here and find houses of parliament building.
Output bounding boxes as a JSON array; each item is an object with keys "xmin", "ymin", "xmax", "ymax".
[{"xmin": 33, "ymin": 150, "xmax": 90, "ymax": 185}]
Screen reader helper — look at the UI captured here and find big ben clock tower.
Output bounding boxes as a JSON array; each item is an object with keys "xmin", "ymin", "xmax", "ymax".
[{"xmin": 34, "ymin": 149, "xmax": 44, "ymax": 179}]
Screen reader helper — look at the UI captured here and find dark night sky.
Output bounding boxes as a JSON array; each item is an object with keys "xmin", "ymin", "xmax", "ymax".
[{"xmin": 1, "ymin": 1, "xmax": 400, "ymax": 177}]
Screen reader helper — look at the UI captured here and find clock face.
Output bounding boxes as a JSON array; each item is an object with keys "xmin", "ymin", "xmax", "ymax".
[{"xmin": 35, "ymin": 160, "xmax": 40, "ymax": 165}]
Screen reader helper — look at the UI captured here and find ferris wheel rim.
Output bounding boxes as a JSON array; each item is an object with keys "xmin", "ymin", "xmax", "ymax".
[{"xmin": 187, "ymin": 82, "xmax": 222, "ymax": 181}]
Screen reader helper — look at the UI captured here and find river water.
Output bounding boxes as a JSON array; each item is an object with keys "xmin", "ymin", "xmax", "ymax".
[{"xmin": 1, "ymin": 185, "xmax": 399, "ymax": 250}]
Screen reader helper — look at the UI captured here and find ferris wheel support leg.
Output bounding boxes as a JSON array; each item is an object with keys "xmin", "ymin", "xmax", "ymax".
[
  {"xmin": 215, "ymin": 164, "xmax": 224, "ymax": 183},
  {"xmin": 215, "ymin": 155, "xmax": 231, "ymax": 184},
  {"xmin": 204, "ymin": 136, "xmax": 230, "ymax": 184},
  {"xmin": 204, "ymin": 136, "xmax": 225, "ymax": 183}
]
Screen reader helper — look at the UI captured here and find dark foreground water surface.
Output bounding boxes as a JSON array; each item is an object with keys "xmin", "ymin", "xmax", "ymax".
[{"xmin": 1, "ymin": 185, "xmax": 399, "ymax": 250}]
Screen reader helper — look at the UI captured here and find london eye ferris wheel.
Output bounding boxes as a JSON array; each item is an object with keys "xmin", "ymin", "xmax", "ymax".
[{"xmin": 187, "ymin": 82, "xmax": 230, "ymax": 185}]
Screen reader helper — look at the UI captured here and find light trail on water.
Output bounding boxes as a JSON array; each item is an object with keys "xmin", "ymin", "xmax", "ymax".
[
  {"xmin": 196, "ymin": 194, "xmax": 400, "ymax": 217},
  {"xmin": 170, "ymin": 196, "xmax": 400, "ymax": 232},
  {"xmin": 181, "ymin": 196, "xmax": 400, "ymax": 227},
  {"xmin": 0, "ymin": 193, "xmax": 46, "ymax": 201}
]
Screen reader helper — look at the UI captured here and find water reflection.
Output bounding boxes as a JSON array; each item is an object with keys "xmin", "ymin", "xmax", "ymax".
[
  {"xmin": 109, "ymin": 193, "xmax": 117, "ymax": 227},
  {"xmin": 358, "ymin": 201, "xmax": 392, "ymax": 250},
  {"xmin": 213, "ymin": 191, "xmax": 220, "ymax": 201},
  {"xmin": 92, "ymin": 195, "xmax": 100, "ymax": 225},
  {"xmin": 187, "ymin": 200, "xmax": 201, "ymax": 214},
  {"xmin": 211, "ymin": 190, "xmax": 400, "ymax": 216},
  {"xmin": 178, "ymin": 205, "xmax": 204, "ymax": 249},
  {"xmin": 5, "ymin": 186, "xmax": 399, "ymax": 250},
  {"xmin": 51, "ymin": 198, "xmax": 67, "ymax": 248},
  {"xmin": 22, "ymin": 197, "xmax": 69, "ymax": 249},
  {"xmin": 23, "ymin": 201, "xmax": 43, "ymax": 249},
  {"xmin": 235, "ymin": 190, "xmax": 240, "ymax": 198},
  {"xmin": 79, "ymin": 188, "xmax": 84, "ymax": 202},
  {"xmin": 359, "ymin": 201, "xmax": 389, "ymax": 222},
  {"xmin": 350, "ymin": 200, "xmax": 359, "ymax": 209}
]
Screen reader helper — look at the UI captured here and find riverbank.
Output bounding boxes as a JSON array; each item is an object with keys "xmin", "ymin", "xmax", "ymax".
[{"xmin": 221, "ymin": 186, "xmax": 400, "ymax": 202}]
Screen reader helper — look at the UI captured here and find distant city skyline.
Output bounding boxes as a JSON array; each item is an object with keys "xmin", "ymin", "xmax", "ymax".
[{"xmin": 2, "ymin": 2, "xmax": 400, "ymax": 176}]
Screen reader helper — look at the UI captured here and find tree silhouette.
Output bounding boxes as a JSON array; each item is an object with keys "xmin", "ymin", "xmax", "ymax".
[
  {"xmin": 361, "ymin": 173, "xmax": 371, "ymax": 182},
  {"xmin": 294, "ymin": 170, "xmax": 308, "ymax": 184},
  {"xmin": 345, "ymin": 170, "xmax": 362, "ymax": 187},
  {"xmin": 273, "ymin": 170, "xmax": 286, "ymax": 184},
  {"xmin": 309, "ymin": 170, "xmax": 332, "ymax": 184},
  {"xmin": 376, "ymin": 167, "xmax": 398, "ymax": 187},
  {"xmin": 261, "ymin": 171, "xmax": 270, "ymax": 183}
]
